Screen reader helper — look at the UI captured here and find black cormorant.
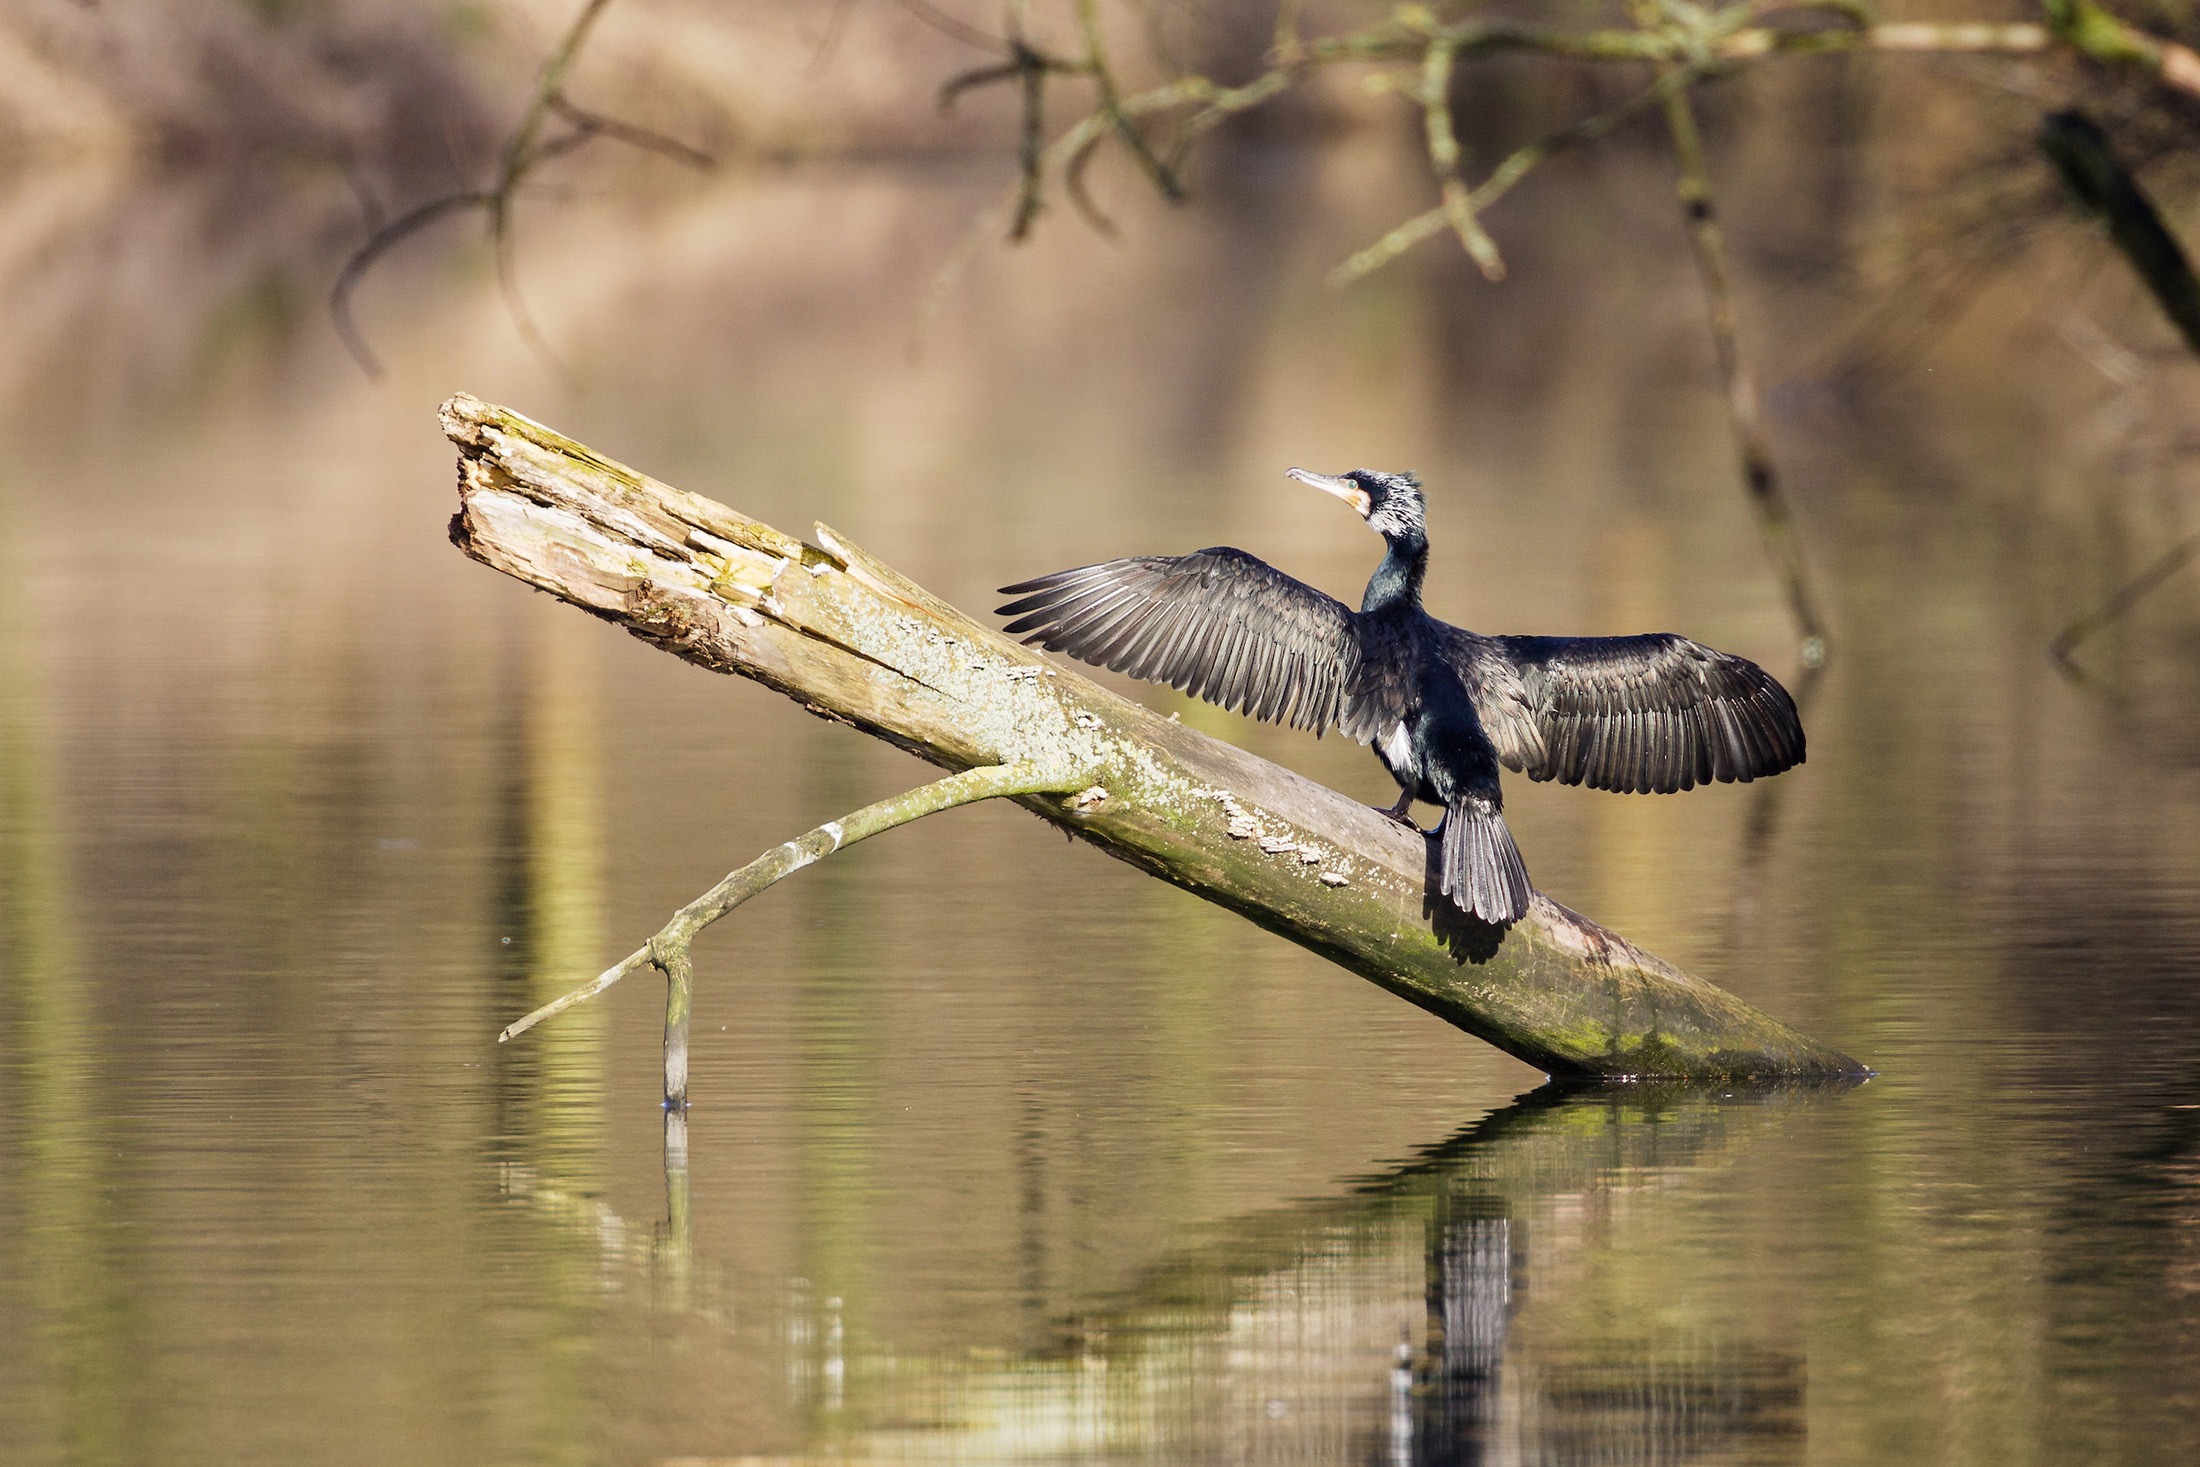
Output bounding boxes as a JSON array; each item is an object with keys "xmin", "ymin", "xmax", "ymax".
[{"xmin": 997, "ymin": 468, "xmax": 1805, "ymax": 928}]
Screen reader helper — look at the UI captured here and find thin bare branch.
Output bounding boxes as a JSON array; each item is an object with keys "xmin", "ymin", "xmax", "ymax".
[
  {"xmin": 1418, "ymin": 36, "xmax": 1502, "ymax": 281},
  {"xmin": 329, "ymin": 0, "xmax": 710, "ymax": 377},
  {"xmin": 496, "ymin": 0, "xmax": 620, "ymax": 196},
  {"xmin": 1012, "ymin": 45, "xmax": 1049, "ymax": 240},
  {"xmin": 488, "ymin": 194, "xmax": 572, "ymax": 383},
  {"xmin": 330, "ymin": 191, "xmax": 494, "ymax": 380},
  {"xmin": 2040, "ymin": 109, "xmax": 2200, "ymax": 357},
  {"xmin": 1328, "ymin": 66, "xmax": 1694, "ymax": 290},
  {"xmin": 893, "ymin": 0, "xmax": 1007, "ymax": 55},
  {"xmin": 1076, "ymin": 0, "xmax": 1184, "ymax": 203},
  {"xmin": 910, "ymin": 198, "xmax": 1009, "ymax": 357},
  {"xmin": 546, "ymin": 94, "xmax": 715, "ymax": 171},
  {"xmin": 1660, "ymin": 77, "xmax": 1831, "ymax": 667},
  {"xmin": 939, "ymin": 58, "xmax": 1029, "ymax": 112},
  {"xmin": 1063, "ymin": 125, "xmax": 1125, "ymax": 238}
]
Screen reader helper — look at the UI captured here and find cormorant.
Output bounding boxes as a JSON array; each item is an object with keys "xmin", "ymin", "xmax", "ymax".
[{"xmin": 997, "ymin": 468, "xmax": 1806, "ymax": 928}]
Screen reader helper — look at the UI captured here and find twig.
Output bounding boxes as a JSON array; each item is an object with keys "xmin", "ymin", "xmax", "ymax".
[
  {"xmin": 893, "ymin": 0, "xmax": 1005, "ymax": 55},
  {"xmin": 938, "ymin": 34, "xmax": 1086, "ymax": 241},
  {"xmin": 2049, "ymin": 532, "xmax": 2200, "ymax": 672},
  {"xmin": 545, "ymin": 94, "xmax": 715, "ymax": 171},
  {"xmin": 1013, "ymin": 43, "xmax": 1050, "ymax": 239},
  {"xmin": 1418, "ymin": 35, "xmax": 1503, "ymax": 281},
  {"xmin": 331, "ymin": 192, "xmax": 493, "ymax": 377},
  {"xmin": 1328, "ymin": 66, "xmax": 1696, "ymax": 290},
  {"xmin": 1075, "ymin": 0, "xmax": 1183, "ymax": 203},
  {"xmin": 497, "ymin": 761, "xmax": 1089, "ymax": 1109},
  {"xmin": 1660, "ymin": 78, "xmax": 1832, "ymax": 668},
  {"xmin": 328, "ymin": 0, "xmax": 712, "ymax": 379},
  {"xmin": 488, "ymin": 193, "xmax": 569, "ymax": 381}
]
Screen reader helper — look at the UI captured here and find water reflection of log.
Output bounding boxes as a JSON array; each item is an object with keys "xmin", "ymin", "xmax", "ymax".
[
  {"xmin": 489, "ymin": 611, "xmax": 607, "ymax": 1185},
  {"xmin": 1516, "ymin": 1341, "xmax": 1806, "ymax": 1467},
  {"xmin": 497, "ymin": 1083, "xmax": 1846, "ymax": 1463},
  {"xmin": 2, "ymin": 480, "xmax": 123, "ymax": 1464},
  {"xmin": 1046, "ymin": 1085, "xmax": 1829, "ymax": 1464}
]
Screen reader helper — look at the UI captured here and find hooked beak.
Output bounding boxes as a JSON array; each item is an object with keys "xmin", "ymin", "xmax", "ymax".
[{"xmin": 1286, "ymin": 467, "xmax": 1371, "ymax": 518}]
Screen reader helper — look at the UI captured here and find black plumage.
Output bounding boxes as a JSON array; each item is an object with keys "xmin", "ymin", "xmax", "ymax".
[{"xmin": 999, "ymin": 468, "xmax": 1805, "ymax": 928}]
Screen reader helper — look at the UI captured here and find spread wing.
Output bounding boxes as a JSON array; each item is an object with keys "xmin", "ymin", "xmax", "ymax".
[
  {"xmin": 1439, "ymin": 629, "xmax": 1805, "ymax": 794},
  {"xmin": 998, "ymin": 548, "xmax": 1360, "ymax": 733}
]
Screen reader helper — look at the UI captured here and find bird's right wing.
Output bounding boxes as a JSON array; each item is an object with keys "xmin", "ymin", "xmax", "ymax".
[{"xmin": 998, "ymin": 548, "xmax": 1359, "ymax": 733}]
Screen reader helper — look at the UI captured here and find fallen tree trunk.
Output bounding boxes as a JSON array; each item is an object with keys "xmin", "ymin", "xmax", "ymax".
[{"xmin": 443, "ymin": 394, "xmax": 1864, "ymax": 1086}]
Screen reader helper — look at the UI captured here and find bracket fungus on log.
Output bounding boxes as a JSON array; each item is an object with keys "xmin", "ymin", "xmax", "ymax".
[{"xmin": 443, "ymin": 394, "xmax": 1864, "ymax": 1097}]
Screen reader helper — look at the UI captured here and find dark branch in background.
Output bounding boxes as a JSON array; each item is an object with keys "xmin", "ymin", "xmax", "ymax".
[
  {"xmin": 2037, "ymin": 108, "xmax": 2200, "ymax": 669},
  {"xmin": 1660, "ymin": 75, "xmax": 1832, "ymax": 670},
  {"xmin": 2040, "ymin": 109, "xmax": 2200, "ymax": 354},
  {"xmin": 329, "ymin": 0, "xmax": 711, "ymax": 379}
]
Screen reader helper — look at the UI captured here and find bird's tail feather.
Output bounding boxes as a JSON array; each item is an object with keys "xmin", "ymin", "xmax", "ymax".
[{"xmin": 1441, "ymin": 800, "xmax": 1530, "ymax": 927}]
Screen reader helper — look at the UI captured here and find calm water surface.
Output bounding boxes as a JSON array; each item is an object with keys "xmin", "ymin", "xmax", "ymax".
[{"xmin": 3, "ymin": 146, "xmax": 2200, "ymax": 1465}]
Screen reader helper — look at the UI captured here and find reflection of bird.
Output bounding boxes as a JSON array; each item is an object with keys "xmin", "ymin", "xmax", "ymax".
[{"xmin": 998, "ymin": 468, "xmax": 1805, "ymax": 928}]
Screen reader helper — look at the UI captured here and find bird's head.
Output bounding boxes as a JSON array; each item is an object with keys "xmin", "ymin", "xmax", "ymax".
[{"xmin": 1286, "ymin": 467, "xmax": 1425, "ymax": 542}]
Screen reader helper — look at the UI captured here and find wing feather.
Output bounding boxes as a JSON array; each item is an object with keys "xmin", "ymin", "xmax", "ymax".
[
  {"xmin": 1436, "ymin": 628, "xmax": 1805, "ymax": 793},
  {"xmin": 999, "ymin": 549, "xmax": 1359, "ymax": 733}
]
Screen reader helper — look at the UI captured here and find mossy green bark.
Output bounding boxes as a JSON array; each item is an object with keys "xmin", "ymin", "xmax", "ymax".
[{"xmin": 443, "ymin": 394, "xmax": 1864, "ymax": 1081}]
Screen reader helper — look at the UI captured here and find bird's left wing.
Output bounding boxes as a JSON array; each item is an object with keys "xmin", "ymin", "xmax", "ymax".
[
  {"xmin": 998, "ymin": 548, "xmax": 1359, "ymax": 733},
  {"xmin": 1437, "ymin": 628, "xmax": 1805, "ymax": 794}
]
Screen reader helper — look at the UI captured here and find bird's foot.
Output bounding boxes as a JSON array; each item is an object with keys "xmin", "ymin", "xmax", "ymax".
[{"xmin": 1372, "ymin": 794, "xmax": 1427, "ymax": 834}]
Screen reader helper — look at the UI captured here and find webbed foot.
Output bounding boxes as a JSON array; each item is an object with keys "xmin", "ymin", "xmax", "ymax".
[{"xmin": 1374, "ymin": 791, "xmax": 1430, "ymax": 834}]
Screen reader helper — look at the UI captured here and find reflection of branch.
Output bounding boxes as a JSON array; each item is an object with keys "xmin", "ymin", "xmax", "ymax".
[
  {"xmin": 328, "ymin": 0, "xmax": 712, "ymax": 379},
  {"xmin": 2050, "ymin": 532, "xmax": 2200, "ymax": 675},
  {"xmin": 2034, "ymin": 112, "xmax": 2200, "ymax": 673},
  {"xmin": 1661, "ymin": 79, "xmax": 1833, "ymax": 668},
  {"xmin": 1736, "ymin": 658, "xmax": 1827, "ymax": 888}
]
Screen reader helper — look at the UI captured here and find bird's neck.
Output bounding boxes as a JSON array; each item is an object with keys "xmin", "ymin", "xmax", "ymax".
[{"xmin": 1361, "ymin": 531, "xmax": 1428, "ymax": 614}]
